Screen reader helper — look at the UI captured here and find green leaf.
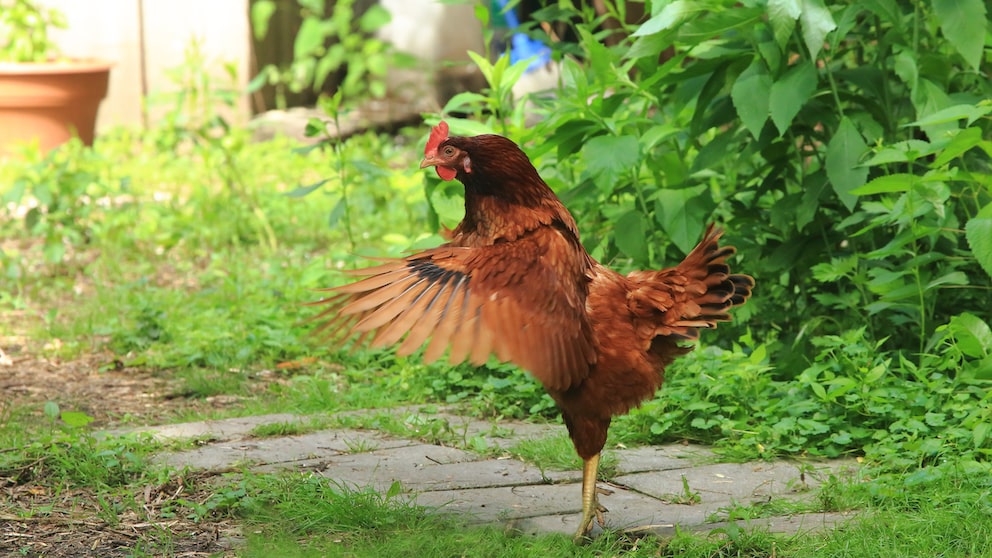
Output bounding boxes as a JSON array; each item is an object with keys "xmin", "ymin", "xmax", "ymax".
[
  {"xmin": 797, "ymin": 172, "xmax": 828, "ymax": 229},
  {"xmin": 615, "ymin": 210, "xmax": 649, "ymax": 261},
  {"xmin": 654, "ymin": 185, "xmax": 715, "ymax": 253},
  {"xmin": 768, "ymin": 0, "xmax": 801, "ymax": 47},
  {"xmin": 466, "ymin": 50, "xmax": 493, "ymax": 87},
  {"xmin": 250, "ymin": 1, "xmax": 276, "ymax": 40},
  {"xmin": 892, "ymin": 49, "xmax": 918, "ymax": 89},
  {"xmin": 314, "ymin": 45, "xmax": 345, "ymax": 91},
  {"xmin": 633, "ymin": 0, "xmax": 690, "ymax": 36},
  {"xmin": 931, "ymin": 126, "xmax": 984, "ymax": 168},
  {"xmin": 974, "ymin": 422, "xmax": 991, "ymax": 447},
  {"xmin": 284, "ymin": 179, "xmax": 330, "ymax": 198},
  {"xmin": 43, "ymin": 401, "xmax": 60, "ymax": 420},
  {"xmin": 294, "ymin": 17, "xmax": 326, "ymax": 58},
  {"xmin": 965, "ymin": 203, "xmax": 992, "ymax": 281},
  {"xmin": 769, "ymin": 61, "xmax": 817, "ymax": 136},
  {"xmin": 246, "ymin": 67, "xmax": 272, "ymax": 93},
  {"xmin": 861, "ymin": 0, "xmax": 900, "ymax": 23},
  {"xmin": 442, "ymin": 91, "xmax": 489, "ymax": 114},
  {"xmin": 850, "ymin": 173, "xmax": 915, "ymax": 195},
  {"xmin": 679, "ymin": 7, "xmax": 764, "ymax": 41},
  {"xmin": 808, "ymin": 379, "xmax": 827, "ymax": 400},
  {"xmin": 581, "ymin": 135, "xmax": 640, "ymax": 191},
  {"xmin": 799, "ymin": 0, "xmax": 836, "ymax": 60},
  {"xmin": 327, "ymin": 196, "xmax": 346, "ymax": 227},
  {"xmin": 925, "ymin": 271, "xmax": 968, "ymax": 291},
  {"xmin": 358, "ymin": 5, "xmax": 391, "ymax": 32},
  {"xmin": 61, "ymin": 411, "xmax": 95, "ymax": 428},
  {"xmin": 429, "ymin": 182, "xmax": 465, "ymax": 229},
  {"xmin": 863, "ymin": 140, "xmax": 933, "ymax": 166},
  {"xmin": 947, "ymin": 313, "xmax": 992, "ymax": 358},
  {"xmin": 932, "ymin": 0, "xmax": 986, "ymax": 70},
  {"xmin": 909, "ymin": 103, "xmax": 992, "ymax": 128},
  {"xmin": 627, "ymin": 30, "xmax": 674, "ymax": 60},
  {"xmin": 824, "ymin": 117, "xmax": 867, "ymax": 210},
  {"xmin": 730, "ymin": 61, "xmax": 772, "ymax": 139}
]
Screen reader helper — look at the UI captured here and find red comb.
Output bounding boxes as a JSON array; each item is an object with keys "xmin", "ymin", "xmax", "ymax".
[{"xmin": 425, "ymin": 120, "xmax": 449, "ymax": 156}]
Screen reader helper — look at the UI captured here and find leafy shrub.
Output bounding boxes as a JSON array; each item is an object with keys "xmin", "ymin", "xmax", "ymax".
[
  {"xmin": 438, "ymin": 0, "xmax": 992, "ymax": 363},
  {"xmin": 249, "ymin": 0, "xmax": 397, "ymax": 109}
]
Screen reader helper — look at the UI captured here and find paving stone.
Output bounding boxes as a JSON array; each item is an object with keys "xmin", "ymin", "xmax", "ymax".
[
  {"xmin": 419, "ymin": 481, "xmax": 729, "ymax": 530},
  {"xmin": 612, "ymin": 444, "xmax": 717, "ymax": 474},
  {"xmin": 257, "ymin": 442, "xmax": 479, "ymax": 481},
  {"xmin": 156, "ymin": 429, "xmax": 413, "ymax": 471},
  {"xmin": 614, "ymin": 461, "xmax": 829, "ymax": 503},
  {"xmin": 114, "ymin": 411, "xmax": 862, "ymax": 540},
  {"xmin": 307, "ymin": 449, "xmax": 579, "ymax": 492},
  {"xmin": 111, "ymin": 413, "xmax": 304, "ymax": 442}
]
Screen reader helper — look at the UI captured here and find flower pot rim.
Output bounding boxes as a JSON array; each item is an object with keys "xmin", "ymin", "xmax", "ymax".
[{"xmin": 0, "ymin": 59, "xmax": 114, "ymax": 75}]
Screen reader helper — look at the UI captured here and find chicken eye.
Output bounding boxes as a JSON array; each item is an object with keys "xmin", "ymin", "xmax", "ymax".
[{"xmin": 442, "ymin": 146, "xmax": 455, "ymax": 157}]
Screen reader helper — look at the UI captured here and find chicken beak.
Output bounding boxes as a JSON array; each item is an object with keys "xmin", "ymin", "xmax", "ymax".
[{"xmin": 419, "ymin": 155, "xmax": 439, "ymax": 169}]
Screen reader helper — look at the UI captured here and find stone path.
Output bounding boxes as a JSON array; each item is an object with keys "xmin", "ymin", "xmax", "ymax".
[{"xmin": 126, "ymin": 408, "xmax": 859, "ymax": 539}]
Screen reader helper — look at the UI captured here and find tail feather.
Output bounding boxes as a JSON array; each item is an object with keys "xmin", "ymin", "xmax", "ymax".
[{"xmin": 627, "ymin": 224, "xmax": 753, "ymax": 342}]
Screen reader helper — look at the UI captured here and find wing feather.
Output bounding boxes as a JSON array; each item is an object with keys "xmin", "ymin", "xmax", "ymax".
[
  {"xmin": 424, "ymin": 274, "xmax": 468, "ymax": 362},
  {"xmin": 341, "ymin": 272, "xmax": 421, "ymax": 314},
  {"xmin": 399, "ymin": 274, "xmax": 454, "ymax": 355},
  {"xmin": 446, "ymin": 280, "xmax": 477, "ymax": 364},
  {"xmin": 313, "ymin": 230, "xmax": 596, "ymax": 391},
  {"xmin": 372, "ymin": 279, "xmax": 437, "ymax": 347},
  {"xmin": 353, "ymin": 277, "xmax": 431, "ymax": 331}
]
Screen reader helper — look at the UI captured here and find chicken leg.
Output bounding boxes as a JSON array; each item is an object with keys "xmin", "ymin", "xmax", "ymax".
[{"xmin": 573, "ymin": 453, "xmax": 608, "ymax": 542}]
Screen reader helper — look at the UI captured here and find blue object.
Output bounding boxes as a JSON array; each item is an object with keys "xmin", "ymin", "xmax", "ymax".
[{"xmin": 494, "ymin": 0, "xmax": 551, "ymax": 73}]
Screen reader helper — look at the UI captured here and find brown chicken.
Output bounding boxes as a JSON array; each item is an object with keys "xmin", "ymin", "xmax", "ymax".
[{"xmin": 313, "ymin": 121, "xmax": 753, "ymax": 541}]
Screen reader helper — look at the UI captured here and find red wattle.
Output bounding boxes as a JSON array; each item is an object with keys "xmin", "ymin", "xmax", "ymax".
[{"xmin": 437, "ymin": 166, "xmax": 456, "ymax": 180}]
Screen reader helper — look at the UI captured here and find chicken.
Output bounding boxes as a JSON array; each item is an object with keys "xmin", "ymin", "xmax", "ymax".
[{"xmin": 312, "ymin": 121, "xmax": 753, "ymax": 541}]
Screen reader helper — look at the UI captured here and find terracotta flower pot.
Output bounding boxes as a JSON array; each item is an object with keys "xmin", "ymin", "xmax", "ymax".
[{"xmin": 0, "ymin": 60, "xmax": 111, "ymax": 154}]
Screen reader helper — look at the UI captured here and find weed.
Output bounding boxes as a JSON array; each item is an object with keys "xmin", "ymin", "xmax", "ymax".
[
  {"xmin": 342, "ymin": 437, "xmax": 378, "ymax": 454},
  {"xmin": 508, "ymin": 433, "xmax": 618, "ymax": 479},
  {"xmin": 672, "ymin": 474, "xmax": 701, "ymax": 506},
  {"xmin": 250, "ymin": 421, "xmax": 310, "ymax": 438},
  {"xmin": 0, "ymin": 404, "xmax": 159, "ymax": 490}
]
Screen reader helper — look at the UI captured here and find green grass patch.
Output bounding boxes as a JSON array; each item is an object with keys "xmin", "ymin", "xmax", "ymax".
[
  {"xmin": 0, "ymin": 404, "xmax": 162, "ymax": 491},
  {"xmin": 249, "ymin": 418, "xmax": 333, "ymax": 438},
  {"xmin": 507, "ymin": 432, "xmax": 619, "ymax": 479}
]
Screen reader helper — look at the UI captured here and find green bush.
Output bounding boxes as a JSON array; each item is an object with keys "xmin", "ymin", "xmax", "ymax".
[
  {"xmin": 424, "ymin": 0, "xmax": 992, "ymax": 465},
  {"xmin": 441, "ymin": 0, "xmax": 991, "ymax": 361}
]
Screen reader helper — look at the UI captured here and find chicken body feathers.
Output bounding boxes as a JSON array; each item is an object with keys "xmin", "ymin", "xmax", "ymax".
[{"xmin": 313, "ymin": 125, "xmax": 753, "ymax": 464}]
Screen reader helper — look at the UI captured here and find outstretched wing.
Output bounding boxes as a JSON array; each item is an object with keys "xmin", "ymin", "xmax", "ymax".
[{"xmin": 311, "ymin": 229, "xmax": 597, "ymax": 391}]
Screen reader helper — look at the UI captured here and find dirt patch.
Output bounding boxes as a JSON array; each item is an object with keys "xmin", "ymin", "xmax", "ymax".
[
  {"xmin": 0, "ymin": 345, "xmax": 251, "ymax": 428},
  {"xmin": 1, "ymin": 473, "xmax": 240, "ymax": 557},
  {"xmin": 3, "ymin": 352, "xmax": 173, "ymax": 425},
  {"xmin": 0, "ymin": 344, "xmax": 252, "ymax": 556}
]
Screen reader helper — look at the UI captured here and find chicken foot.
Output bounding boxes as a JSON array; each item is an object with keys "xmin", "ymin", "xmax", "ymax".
[{"xmin": 573, "ymin": 453, "xmax": 610, "ymax": 542}]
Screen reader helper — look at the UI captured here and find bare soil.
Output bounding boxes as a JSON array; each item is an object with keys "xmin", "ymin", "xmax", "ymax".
[{"xmin": 1, "ymin": 342, "xmax": 245, "ymax": 557}]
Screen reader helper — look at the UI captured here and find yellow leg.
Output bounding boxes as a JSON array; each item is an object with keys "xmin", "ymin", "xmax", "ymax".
[{"xmin": 573, "ymin": 453, "xmax": 608, "ymax": 542}]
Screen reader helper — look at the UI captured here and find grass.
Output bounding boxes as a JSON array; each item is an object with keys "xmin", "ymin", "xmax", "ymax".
[
  {"xmin": 3, "ymin": 106, "xmax": 992, "ymax": 555},
  {"xmin": 507, "ymin": 432, "xmax": 619, "ymax": 479}
]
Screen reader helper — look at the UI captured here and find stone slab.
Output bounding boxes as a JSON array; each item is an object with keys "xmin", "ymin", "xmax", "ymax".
[
  {"xmin": 612, "ymin": 444, "xmax": 718, "ymax": 474},
  {"xmin": 614, "ymin": 461, "xmax": 828, "ymax": 504},
  {"xmin": 416, "ymin": 480, "xmax": 751, "ymax": 530},
  {"xmin": 114, "ymin": 410, "xmax": 862, "ymax": 541},
  {"xmin": 109, "ymin": 413, "xmax": 304, "ymax": 442},
  {"xmin": 304, "ymin": 446, "xmax": 580, "ymax": 491},
  {"xmin": 156, "ymin": 429, "xmax": 414, "ymax": 471}
]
